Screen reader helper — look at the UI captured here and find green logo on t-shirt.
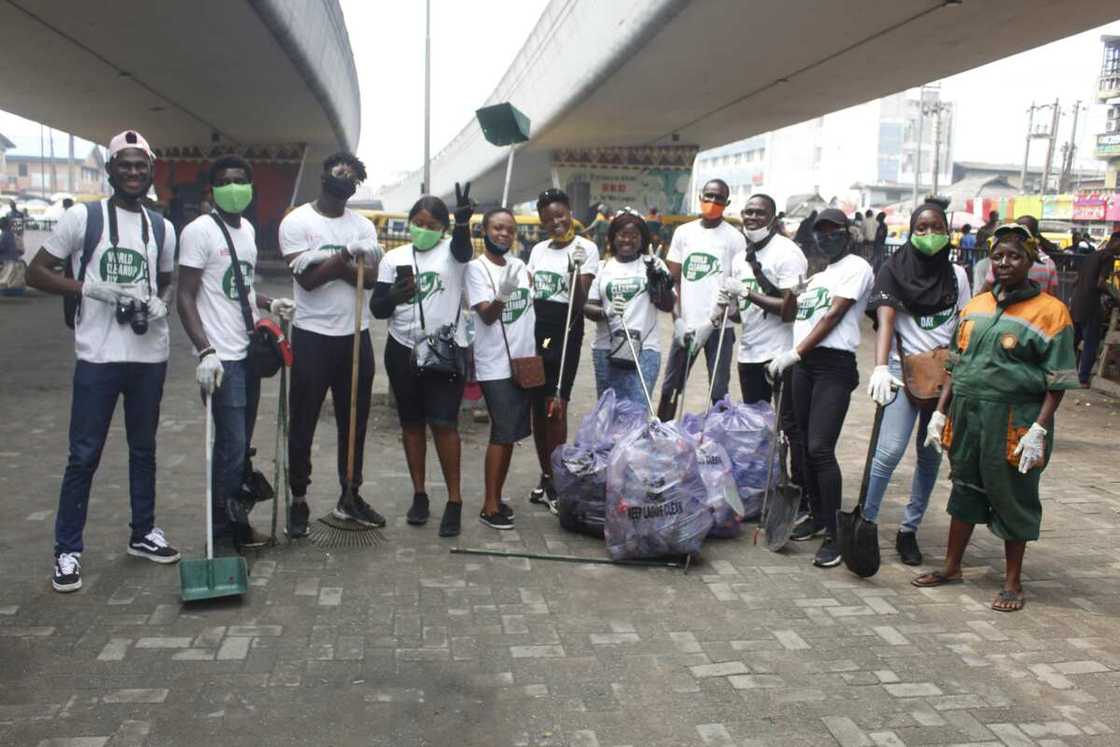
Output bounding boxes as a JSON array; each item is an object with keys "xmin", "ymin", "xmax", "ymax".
[
  {"xmin": 606, "ymin": 276, "xmax": 646, "ymax": 304},
  {"xmin": 501, "ymin": 287, "xmax": 531, "ymax": 324},
  {"xmin": 738, "ymin": 276, "xmax": 761, "ymax": 311},
  {"xmin": 533, "ymin": 270, "xmax": 567, "ymax": 300},
  {"xmin": 320, "ymin": 244, "xmax": 346, "ymax": 254},
  {"xmin": 682, "ymin": 252, "xmax": 720, "ymax": 282},
  {"xmin": 796, "ymin": 287, "xmax": 830, "ymax": 320},
  {"xmin": 221, "ymin": 262, "xmax": 254, "ymax": 301},
  {"xmin": 99, "ymin": 247, "xmax": 145, "ymax": 283},
  {"xmin": 410, "ymin": 271, "xmax": 446, "ymax": 304},
  {"xmin": 917, "ymin": 309, "xmax": 954, "ymax": 330}
]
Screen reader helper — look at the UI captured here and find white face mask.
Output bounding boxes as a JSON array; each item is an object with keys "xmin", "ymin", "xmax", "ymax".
[{"xmin": 744, "ymin": 225, "xmax": 772, "ymax": 243}]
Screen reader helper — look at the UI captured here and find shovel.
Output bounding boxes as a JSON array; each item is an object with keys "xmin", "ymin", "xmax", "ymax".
[
  {"xmin": 753, "ymin": 383, "xmax": 802, "ymax": 551},
  {"xmin": 180, "ymin": 395, "xmax": 249, "ymax": 602},
  {"xmin": 837, "ymin": 397, "xmax": 889, "ymax": 578}
]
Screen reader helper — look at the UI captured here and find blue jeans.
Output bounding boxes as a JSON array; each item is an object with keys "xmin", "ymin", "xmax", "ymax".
[
  {"xmin": 656, "ymin": 327, "xmax": 735, "ymax": 420},
  {"xmin": 592, "ymin": 347, "xmax": 660, "ymax": 408},
  {"xmin": 210, "ymin": 359, "xmax": 260, "ymax": 538},
  {"xmin": 55, "ymin": 360, "xmax": 167, "ymax": 555},
  {"xmin": 862, "ymin": 362, "xmax": 942, "ymax": 532},
  {"xmin": 1076, "ymin": 319, "xmax": 1101, "ymax": 385}
]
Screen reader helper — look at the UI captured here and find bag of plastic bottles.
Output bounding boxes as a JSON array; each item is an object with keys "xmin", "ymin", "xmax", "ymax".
[
  {"xmin": 605, "ymin": 420, "xmax": 713, "ymax": 560},
  {"xmin": 698, "ymin": 397, "xmax": 777, "ymax": 521},
  {"xmin": 695, "ymin": 439, "xmax": 744, "ymax": 538}
]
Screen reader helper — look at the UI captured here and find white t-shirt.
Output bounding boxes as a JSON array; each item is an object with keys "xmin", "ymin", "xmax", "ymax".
[
  {"xmin": 666, "ymin": 219, "xmax": 743, "ymax": 330},
  {"xmin": 731, "ymin": 234, "xmax": 808, "ymax": 363},
  {"xmin": 377, "ymin": 238, "xmax": 467, "ymax": 349},
  {"xmin": 278, "ymin": 203, "xmax": 377, "ymax": 336},
  {"xmin": 44, "ymin": 200, "xmax": 176, "ymax": 364},
  {"xmin": 465, "ymin": 254, "xmax": 535, "ymax": 381},
  {"xmin": 588, "ymin": 257, "xmax": 663, "ymax": 352},
  {"xmin": 526, "ymin": 235, "xmax": 599, "ymax": 305},
  {"xmin": 793, "ymin": 253, "xmax": 874, "ymax": 353},
  {"xmin": 178, "ymin": 214, "xmax": 260, "ymax": 361},
  {"xmin": 892, "ymin": 264, "xmax": 971, "ymax": 362}
]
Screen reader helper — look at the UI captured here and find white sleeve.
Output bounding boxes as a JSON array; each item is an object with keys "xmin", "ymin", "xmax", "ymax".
[
  {"xmin": 724, "ymin": 230, "xmax": 745, "ymax": 279},
  {"xmin": 465, "ymin": 261, "xmax": 494, "ymax": 308},
  {"xmin": 833, "ymin": 259, "xmax": 873, "ymax": 301},
  {"xmin": 580, "ymin": 239, "xmax": 600, "ymax": 276},
  {"xmin": 158, "ymin": 218, "xmax": 176, "ymax": 273},
  {"xmin": 376, "ymin": 251, "xmax": 397, "ymax": 284},
  {"xmin": 588, "ymin": 271, "xmax": 603, "ymax": 302},
  {"xmin": 177, "ymin": 222, "xmax": 209, "ymax": 269},
  {"xmin": 43, "ymin": 204, "xmax": 86, "ymax": 261},
  {"xmin": 955, "ymin": 265, "xmax": 972, "ymax": 305},
  {"xmin": 278, "ymin": 212, "xmax": 307, "ymax": 257},
  {"xmin": 775, "ymin": 248, "xmax": 809, "ymax": 289},
  {"xmin": 666, "ymin": 228, "xmax": 684, "ymax": 264}
]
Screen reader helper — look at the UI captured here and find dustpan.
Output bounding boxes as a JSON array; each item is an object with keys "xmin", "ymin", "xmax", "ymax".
[{"xmin": 181, "ymin": 395, "xmax": 248, "ymax": 601}]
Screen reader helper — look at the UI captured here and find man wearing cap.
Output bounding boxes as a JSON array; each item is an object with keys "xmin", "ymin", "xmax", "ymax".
[{"xmin": 27, "ymin": 130, "xmax": 179, "ymax": 592}]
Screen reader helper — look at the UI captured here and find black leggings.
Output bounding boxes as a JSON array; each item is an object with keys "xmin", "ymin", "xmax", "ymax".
[{"xmin": 791, "ymin": 348, "xmax": 858, "ymax": 538}]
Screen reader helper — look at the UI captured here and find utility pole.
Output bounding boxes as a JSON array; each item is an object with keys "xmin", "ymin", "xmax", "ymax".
[
  {"xmin": 1020, "ymin": 103, "xmax": 1035, "ymax": 194},
  {"xmin": 912, "ymin": 92, "xmax": 925, "ymax": 209},
  {"xmin": 928, "ymin": 101, "xmax": 950, "ymax": 196},
  {"xmin": 1040, "ymin": 98, "xmax": 1060, "ymax": 194},
  {"xmin": 1059, "ymin": 100, "xmax": 1082, "ymax": 193},
  {"xmin": 68, "ymin": 133, "xmax": 76, "ymax": 193},
  {"xmin": 48, "ymin": 128, "xmax": 57, "ymax": 193},
  {"xmin": 422, "ymin": 0, "xmax": 430, "ymax": 195}
]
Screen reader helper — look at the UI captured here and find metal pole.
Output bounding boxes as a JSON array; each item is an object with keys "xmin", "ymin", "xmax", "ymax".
[
  {"xmin": 500, "ymin": 146, "xmax": 516, "ymax": 208},
  {"xmin": 912, "ymin": 96, "xmax": 925, "ymax": 208},
  {"xmin": 422, "ymin": 0, "xmax": 431, "ymax": 195},
  {"xmin": 1064, "ymin": 100, "xmax": 1081, "ymax": 192},
  {"xmin": 932, "ymin": 106, "xmax": 943, "ymax": 196},
  {"xmin": 49, "ymin": 127, "xmax": 57, "ymax": 194},
  {"xmin": 1020, "ymin": 103, "xmax": 1035, "ymax": 195},
  {"xmin": 68, "ymin": 133, "xmax": 75, "ymax": 192},
  {"xmin": 1041, "ymin": 99, "xmax": 1059, "ymax": 195},
  {"xmin": 39, "ymin": 124, "xmax": 45, "ymax": 196}
]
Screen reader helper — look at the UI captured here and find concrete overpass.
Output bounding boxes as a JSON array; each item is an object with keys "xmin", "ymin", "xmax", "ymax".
[
  {"xmin": 379, "ymin": 0, "xmax": 1120, "ymax": 211},
  {"xmin": 0, "ymin": 0, "xmax": 360, "ymax": 204}
]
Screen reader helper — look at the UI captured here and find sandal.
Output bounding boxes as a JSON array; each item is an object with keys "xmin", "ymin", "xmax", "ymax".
[
  {"xmin": 911, "ymin": 571, "xmax": 963, "ymax": 588},
  {"xmin": 991, "ymin": 589, "xmax": 1025, "ymax": 612}
]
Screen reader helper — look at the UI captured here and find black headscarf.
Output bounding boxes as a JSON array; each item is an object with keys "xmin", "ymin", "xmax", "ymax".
[{"xmin": 867, "ymin": 202, "xmax": 957, "ymax": 318}]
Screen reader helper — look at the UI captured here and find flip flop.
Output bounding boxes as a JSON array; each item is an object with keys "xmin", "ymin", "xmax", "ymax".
[
  {"xmin": 991, "ymin": 589, "xmax": 1025, "ymax": 612},
  {"xmin": 911, "ymin": 571, "xmax": 963, "ymax": 588}
]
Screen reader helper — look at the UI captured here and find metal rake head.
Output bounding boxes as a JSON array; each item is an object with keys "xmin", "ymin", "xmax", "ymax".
[{"xmin": 307, "ymin": 515, "xmax": 388, "ymax": 549}]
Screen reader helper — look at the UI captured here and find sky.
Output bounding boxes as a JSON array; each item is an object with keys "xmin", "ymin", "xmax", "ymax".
[{"xmin": 0, "ymin": 7, "xmax": 1116, "ymax": 190}]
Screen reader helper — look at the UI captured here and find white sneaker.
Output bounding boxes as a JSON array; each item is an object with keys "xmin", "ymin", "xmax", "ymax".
[
  {"xmin": 52, "ymin": 552, "xmax": 82, "ymax": 592},
  {"xmin": 126, "ymin": 527, "xmax": 181, "ymax": 564}
]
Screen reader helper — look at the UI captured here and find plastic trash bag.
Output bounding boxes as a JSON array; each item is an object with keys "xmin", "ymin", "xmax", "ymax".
[
  {"xmin": 574, "ymin": 389, "xmax": 646, "ymax": 450},
  {"xmin": 696, "ymin": 397, "xmax": 777, "ymax": 521},
  {"xmin": 605, "ymin": 420, "xmax": 713, "ymax": 560},
  {"xmin": 695, "ymin": 439, "xmax": 744, "ymax": 538}
]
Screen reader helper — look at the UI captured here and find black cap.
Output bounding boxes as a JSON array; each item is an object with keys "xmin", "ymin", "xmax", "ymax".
[{"xmin": 813, "ymin": 208, "xmax": 849, "ymax": 230}]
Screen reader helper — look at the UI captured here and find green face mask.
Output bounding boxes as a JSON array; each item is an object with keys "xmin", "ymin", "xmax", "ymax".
[
  {"xmin": 409, "ymin": 223, "xmax": 443, "ymax": 251},
  {"xmin": 212, "ymin": 183, "xmax": 253, "ymax": 214},
  {"xmin": 912, "ymin": 232, "xmax": 949, "ymax": 256}
]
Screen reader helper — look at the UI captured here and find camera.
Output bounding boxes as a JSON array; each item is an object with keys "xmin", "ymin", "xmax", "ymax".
[{"xmin": 115, "ymin": 297, "xmax": 149, "ymax": 335}]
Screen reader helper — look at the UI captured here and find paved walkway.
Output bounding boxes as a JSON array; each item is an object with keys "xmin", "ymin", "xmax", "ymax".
[{"xmin": 1, "ymin": 279, "xmax": 1119, "ymax": 746}]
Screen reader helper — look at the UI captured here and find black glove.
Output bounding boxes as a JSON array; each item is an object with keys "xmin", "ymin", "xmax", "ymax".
[
  {"xmin": 645, "ymin": 254, "xmax": 673, "ymax": 302},
  {"xmin": 453, "ymin": 181, "xmax": 473, "ymax": 227}
]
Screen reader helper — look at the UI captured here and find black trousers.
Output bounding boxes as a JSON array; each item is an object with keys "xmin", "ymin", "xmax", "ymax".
[
  {"xmin": 288, "ymin": 326, "xmax": 375, "ymax": 497},
  {"xmin": 739, "ymin": 362, "xmax": 806, "ymax": 502},
  {"xmin": 790, "ymin": 348, "xmax": 858, "ymax": 538}
]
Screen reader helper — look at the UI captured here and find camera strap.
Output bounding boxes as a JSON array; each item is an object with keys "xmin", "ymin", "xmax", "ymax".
[{"xmin": 106, "ymin": 200, "xmax": 156, "ymax": 296}]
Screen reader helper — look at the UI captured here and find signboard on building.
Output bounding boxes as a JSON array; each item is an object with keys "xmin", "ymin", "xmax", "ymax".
[
  {"xmin": 1097, "ymin": 133, "xmax": 1120, "ymax": 158},
  {"xmin": 552, "ymin": 145, "xmax": 698, "ymax": 216}
]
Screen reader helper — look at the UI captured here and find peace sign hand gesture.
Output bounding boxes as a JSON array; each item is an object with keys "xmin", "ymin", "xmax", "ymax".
[{"xmin": 453, "ymin": 182, "xmax": 473, "ymax": 226}]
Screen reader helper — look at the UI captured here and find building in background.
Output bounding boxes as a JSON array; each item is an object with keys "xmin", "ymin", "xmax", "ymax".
[
  {"xmin": 691, "ymin": 87, "xmax": 954, "ymax": 214},
  {"xmin": 1097, "ymin": 35, "xmax": 1120, "ymax": 189},
  {"xmin": 0, "ymin": 132, "xmax": 106, "ymax": 196}
]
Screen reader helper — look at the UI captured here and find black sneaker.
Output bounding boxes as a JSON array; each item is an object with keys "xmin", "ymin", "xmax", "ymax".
[
  {"xmin": 813, "ymin": 537, "xmax": 842, "ymax": 568},
  {"xmin": 498, "ymin": 500, "xmax": 514, "ymax": 519},
  {"xmin": 406, "ymin": 493, "xmax": 430, "ymax": 526},
  {"xmin": 234, "ymin": 523, "xmax": 269, "ymax": 550},
  {"xmin": 52, "ymin": 552, "xmax": 81, "ymax": 593},
  {"xmin": 288, "ymin": 500, "xmax": 310, "ymax": 538},
  {"xmin": 438, "ymin": 502, "xmax": 462, "ymax": 537},
  {"xmin": 793, "ymin": 510, "xmax": 812, "ymax": 527},
  {"xmin": 529, "ymin": 475, "xmax": 548, "ymax": 505},
  {"xmin": 538, "ymin": 476, "xmax": 559, "ymax": 515},
  {"xmin": 791, "ymin": 518, "xmax": 826, "ymax": 542},
  {"xmin": 896, "ymin": 530, "xmax": 922, "ymax": 566},
  {"xmin": 127, "ymin": 528, "xmax": 181, "ymax": 564},
  {"xmin": 480, "ymin": 510, "xmax": 514, "ymax": 530},
  {"xmin": 334, "ymin": 492, "xmax": 387, "ymax": 528}
]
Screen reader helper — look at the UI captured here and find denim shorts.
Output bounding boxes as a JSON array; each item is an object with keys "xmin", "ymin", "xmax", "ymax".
[{"xmin": 480, "ymin": 378, "xmax": 532, "ymax": 445}]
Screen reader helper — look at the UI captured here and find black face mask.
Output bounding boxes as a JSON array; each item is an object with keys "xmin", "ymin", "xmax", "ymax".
[
  {"xmin": 815, "ymin": 231, "xmax": 849, "ymax": 260},
  {"xmin": 322, "ymin": 174, "xmax": 357, "ymax": 200},
  {"xmin": 483, "ymin": 235, "xmax": 511, "ymax": 256}
]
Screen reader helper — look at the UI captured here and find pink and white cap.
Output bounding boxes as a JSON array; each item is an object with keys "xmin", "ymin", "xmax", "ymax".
[{"xmin": 108, "ymin": 130, "xmax": 155, "ymax": 161}]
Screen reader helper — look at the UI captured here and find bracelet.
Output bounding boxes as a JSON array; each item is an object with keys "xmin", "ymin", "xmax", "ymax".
[{"xmin": 198, "ymin": 347, "xmax": 216, "ymax": 360}]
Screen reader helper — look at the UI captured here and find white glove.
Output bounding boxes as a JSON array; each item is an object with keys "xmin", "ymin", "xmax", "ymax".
[
  {"xmin": 570, "ymin": 244, "xmax": 587, "ymax": 266},
  {"xmin": 715, "ymin": 287, "xmax": 733, "ymax": 308},
  {"xmin": 290, "ymin": 248, "xmax": 334, "ymax": 275},
  {"xmin": 673, "ymin": 318, "xmax": 688, "ymax": 348},
  {"xmin": 608, "ymin": 295, "xmax": 628, "ymax": 318},
  {"xmin": 1013, "ymin": 422, "xmax": 1047, "ymax": 474},
  {"xmin": 82, "ymin": 279, "xmax": 125, "ymax": 304},
  {"xmin": 346, "ymin": 239, "xmax": 383, "ymax": 264},
  {"xmin": 145, "ymin": 296, "xmax": 168, "ymax": 321},
  {"xmin": 196, "ymin": 353, "xmax": 224, "ymax": 395},
  {"xmin": 867, "ymin": 365, "xmax": 902, "ymax": 407},
  {"xmin": 496, "ymin": 264, "xmax": 520, "ymax": 302},
  {"xmin": 113, "ymin": 281, "xmax": 150, "ymax": 302},
  {"xmin": 723, "ymin": 277, "xmax": 745, "ymax": 301},
  {"xmin": 924, "ymin": 411, "xmax": 947, "ymax": 455},
  {"xmin": 270, "ymin": 298, "xmax": 296, "ymax": 321},
  {"xmin": 692, "ymin": 319, "xmax": 715, "ymax": 351},
  {"xmin": 766, "ymin": 349, "xmax": 800, "ymax": 381}
]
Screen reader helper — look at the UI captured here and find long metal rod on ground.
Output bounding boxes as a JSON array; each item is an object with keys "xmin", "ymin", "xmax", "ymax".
[{"xmin": 451, "ymin": 547, "xmax": 690, "ymax": 570}]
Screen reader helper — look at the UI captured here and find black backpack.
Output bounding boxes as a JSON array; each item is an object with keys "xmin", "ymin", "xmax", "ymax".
[{"xmin": 63, "ymin": 201, "xmax": 166, "ymax": 328}]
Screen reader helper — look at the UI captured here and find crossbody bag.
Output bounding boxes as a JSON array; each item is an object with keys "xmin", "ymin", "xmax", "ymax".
[
  {"xmin": 484, "ymin": 261, "xmax": 544, "ymax": 388},
  {"xmin": 409, "ymin": 249, "xmax": 467, "ymax": 380},
  {"xmin": 895, "ymin": 273, "xmax": 959, "ymax": 410}
]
